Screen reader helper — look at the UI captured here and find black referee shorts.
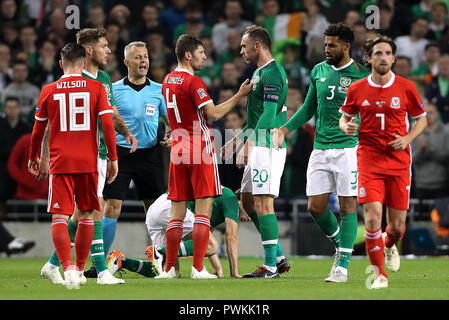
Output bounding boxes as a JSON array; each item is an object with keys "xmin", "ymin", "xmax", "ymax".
[{"xmin": 103, "ymin": 145, "xmax": 165, "ymax": 201}]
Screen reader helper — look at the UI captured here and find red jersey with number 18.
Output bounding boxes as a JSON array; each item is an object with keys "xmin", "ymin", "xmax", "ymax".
[
  {"xmin": 162, "ymin": 68, "xmax": 214, "ymax": 155},
  {"xmin": 33, "ymin": 74, "xmax": 113, "ymax": 174},
  {"xmin": 340, "ymin": 72, "xmax": 426, "ymax": 175}
]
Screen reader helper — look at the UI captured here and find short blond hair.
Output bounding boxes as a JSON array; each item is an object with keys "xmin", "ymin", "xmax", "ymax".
[{"xmin": 124, "ymin": 41, "xmax": 147, "ymax": 59}]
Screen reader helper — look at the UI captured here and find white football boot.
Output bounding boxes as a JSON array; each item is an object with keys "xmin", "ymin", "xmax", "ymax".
[
  {"xmin": 64, "ymin": 269, "xmax": 80, "ymax": 290},
  {"xmin": 325, "ymin": 266, "xmax": 348, "ymax": 283},
  {"xmin": 40, "ymin": 261, "xmax": 65, "ymax": 285},
  {"xmin": 191, "ymin": 266, "xmax": 217, "ymax": 279},
  {"xmin": 155, "ymin": 266, "xmax": 177, "ymax": 279},
  {"xmin": 383, "ymin": 232, "xmax": 400, "ymax": 272},
  {"xmin": 370, "ymin": 274, "xmax": 388, "ymax": 289},
  {"xmin": 97, "ymin": 269, "xmax": 125, "ymax": 285}
]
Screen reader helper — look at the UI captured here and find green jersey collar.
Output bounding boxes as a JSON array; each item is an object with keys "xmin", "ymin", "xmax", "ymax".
[
  {"xmin": 82, "ymin": 69, "xmax": 98, "ymax": 79},
  {"xmin": 331, "ymin": 58, "xmax": 354, "ymax": 71},
  {"xmin": 257, "ymin": 58, "xmax": 275, "ymax": 71}
]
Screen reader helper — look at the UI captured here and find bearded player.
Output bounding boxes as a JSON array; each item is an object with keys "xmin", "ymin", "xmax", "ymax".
[
  {"xmin": 275, "ymin": 23, "xmax": 370, "ymax": 282},
  {"xmin": 339, "ymin": 35, "xmax": 427, "ymax": 289}
]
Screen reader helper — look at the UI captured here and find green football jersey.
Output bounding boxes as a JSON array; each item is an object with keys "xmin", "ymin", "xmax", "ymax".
[
  {"xmin": 82, "ymin": 69, "xmax": 116, "ymax": 159},
  {"xmin": 245, "ymin": 59, "xmax": 288, "ymax": 148},
  {"xmin": 187, "ymin": 187, "xmax": 239, "ymax": 228},
  {"xmin": 285, "ymin": 59, "xmax": 370, "ymax": 149}
]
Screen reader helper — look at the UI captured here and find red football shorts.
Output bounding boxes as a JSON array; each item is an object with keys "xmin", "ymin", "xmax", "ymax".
[
  {"xmin": 357, "ymin": 169, "xmax": 411, "ymax": 210},
  {"xmin": 167, "ymin": 152, "xmax": 221, "ymax": 201},
  {"xmin": 48, "ymin": 172, "xmax": 100, "ymax": 215}
]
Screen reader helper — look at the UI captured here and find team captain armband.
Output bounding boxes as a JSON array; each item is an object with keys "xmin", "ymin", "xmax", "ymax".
[{"xmin": 263, "ymin": 86, "xmax": 279, "ymax": 103}]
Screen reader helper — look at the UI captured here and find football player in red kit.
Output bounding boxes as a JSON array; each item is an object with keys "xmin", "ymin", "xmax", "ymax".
[
  {"xmin": 158, "ymin": 34, "xmax": 252, "ymax": 279},
  {"xmin": 28, "ymin": 43, "xmax": 118, "ymax": 289},
  {"xmin": 339, "ymin": 35, "xmax": 427, "ymax": 289}
]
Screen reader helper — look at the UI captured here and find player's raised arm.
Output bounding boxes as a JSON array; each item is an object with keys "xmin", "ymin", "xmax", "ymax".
[{"xmin": 203, "ymin": 79, "xmax": 252, "ymax": 121}]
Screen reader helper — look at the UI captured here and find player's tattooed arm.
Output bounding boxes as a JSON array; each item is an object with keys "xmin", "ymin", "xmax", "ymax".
[{"xmin": 111, "ymin": 105, "xmax": 138, "ymax": 153}]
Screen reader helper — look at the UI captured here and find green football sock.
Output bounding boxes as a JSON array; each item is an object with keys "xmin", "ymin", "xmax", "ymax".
[
  {"xmin": 122, "ymin": 257, "xmax": 158, "ymax": 278},
  {"xmin": 311, "ymin": 208, "xmax": 340, "ymax": 249},
  {"xmin": 338, "ymin": 212, "xmax": 358, "ymax": 269},
  {"xmin": 48, "ymin": 218, "xmax": 78, "ymax": 267},
  {"xmin": 248, "ymin": 211, "xmax": 260, "ymax": 232},
  {"xmin": 91, "ymin": 221, "xmax": 107, "ymax": 273},
  {"xmin": 178, "ymin": 240, "xmax": 194, "ymax": 257},
  {"xmin": 259, "ymin": 213, "xmax": 279, "ymax": 269},
  {"xmin": 250, "ymin": 210, "xmax": 284, "ymax": 259}
]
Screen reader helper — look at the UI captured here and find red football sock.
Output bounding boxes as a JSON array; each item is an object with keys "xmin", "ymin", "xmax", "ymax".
[
  {"xmin": 385, "ymin": 225, "xmax": 406, "ymax": 248},
  {"xmin": 165, "ymin": 219, "xmax": 183, "ymax": 272},
  {"xmin": 75, "ymin": 219, "xmax": 94, "ymax": 272},
  {"xmin": 52, "ymin": 217, "xmax": 73, "ymax": 272},
  {"xmin": 192, "ymin": 215, "xmax": 211, "ymax": 272},
  {"xmin": 365, "ymin": 228, "xmax": 388, "ymax": 278}
]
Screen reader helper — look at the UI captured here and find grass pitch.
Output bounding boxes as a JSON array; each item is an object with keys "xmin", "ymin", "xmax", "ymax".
[{"xmin": 1, "ymin": 256, "xmax": 448, "ymax": 300}]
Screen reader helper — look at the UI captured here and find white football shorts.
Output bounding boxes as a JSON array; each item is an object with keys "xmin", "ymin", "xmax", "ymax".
[
  {"xmin": 241, "ymin": 146, "xmax": 286, "ymax": 197},
  {"xmin": 145, "ymin": 193, "xmax": 195, "ymax": 246},
  {"xmin": 97, "ymin": 158, "xmax": 107, "ymax": 198},
  {"xmin": 306, "ymin": 147, "xmax": 358, "ymax": 197}
]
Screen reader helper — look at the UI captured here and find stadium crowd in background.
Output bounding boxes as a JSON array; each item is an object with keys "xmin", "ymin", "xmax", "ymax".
[{"xmin": 1, "ymin": 0, "xmax": 449, "ymax": 229}]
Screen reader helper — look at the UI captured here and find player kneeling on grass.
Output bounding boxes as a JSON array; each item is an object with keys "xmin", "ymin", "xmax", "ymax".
[
  {"xmin": 339, "ymin": 35, "xmax": 427, "ymax": 289},
  {"xmin": 107, "ymin": 187, "xmax": 241, "ymax": 278}
]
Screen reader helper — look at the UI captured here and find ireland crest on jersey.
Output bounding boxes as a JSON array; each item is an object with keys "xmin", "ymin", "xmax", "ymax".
[
  {"xmin": 103, "ymin": 83, "xmax": 112, "ymax": 101},
  {"xmin": 252, "ymin": 73, "xmax": 260, "ymax": 91},
  {"xmin": 338, "ymin": 76, "xmax": 352, "ymax": 94}
]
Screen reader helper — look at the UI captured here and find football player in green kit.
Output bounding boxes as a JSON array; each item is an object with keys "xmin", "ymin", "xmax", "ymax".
[
  {"xmin": 275, "ymin": 23, "xmax": 370, "ymax": 282},
  {"xmin": 227, "ymin": 25, "xmax": 290, "ymax": 278}
]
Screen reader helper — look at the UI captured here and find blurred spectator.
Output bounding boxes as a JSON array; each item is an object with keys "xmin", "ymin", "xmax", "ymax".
[
  {"xmin": 351, "ymin": 21, "xmax": 368, "ymax": 66},
  {"xmin": 411, "ymin": 103, "xmax": 449, "ymax": 199},
  {"xmin": 377, "ymin": 3, "xmax": 398, "ymax": 39},
  {"xmin": 218, "ymin": 28, "xmax": 243, "ymax": 65},
  {"xmin": 219, "ymin": 61, "xmax": 241, "ymax": 90},
  {"xmin": 159, "ymin": 0, "xmax": 188, "ymax": 46},
  {"xmin": 280, "ymin": 86, "xmax": 313, "ymax": 197},
  {"xmin": 395, "ymin": 17, "xmax": 429, "ymax": 70},
  {"xmin": 85, "ymin": 5, "xmax": 107, "ymax": 29},
  {"xmin": 0, "ymin": 222, "xmax": 35, "ymax": 255},
  {"xmin": 1, "ymin": 59, "xmax": 40, "ymax": 121},
  {"xmin": 393, "ymin": 56, "xmax": 412, "ymax": 79},
  {"xmin": 195, "ymin": 33, "xmax": 221, "ymax": 88},
  {"xmin": 212, "ymin": 0, "xmax": 251, "ymax": 56},
  {"xmin": 109, "ymin": 4, "xmax": 132, "ymax": 43},
  {"xmin": 411, "ymin": 0, "xmax": 433, "ymax": 21},
  {"xmin": 18, "ymin": 24, "xmax": 38, "ymax": 68},
  {"xmin": 0, "ymin": 97, "xmax": 29, "ymax": 220},
  {"xmin": 106, "ymin": 22, "xmax": 126, "ymax": 76},
  {"xmin": 0, "ymin": 0, "xmax": 19, "ymax": 29},
  {"xmin": 146, "ymin": 26, "xmax": 176, "ymax": 71},
  {"xmin": 426, "ymin": 1, "xmax": 448, "ymax": 41},
  {"xmin": 426, "ymin": 54, "xmax": 449, "ymax": 123},
  {"xmin": 172, "ymin": 0, "xmax": 211, "ymax": 46},
  {"xmin": 430, "ymin": 198, "xmax": 449, "ymax": 251},
  {"xmin": 29, "ymin": 40, "xmax": 62, "ymax": 88},
  {"xmin": 131, "ymin": 2, "xmax": 161, "ymax": 42},
  {"xmin": 1, "ymin": 21, "xmax": 21, "ymax": 56},
  {"xmin": 8, "ymin": 133, "xmax": 49, "ymax": 200},
  {"xmin": 0, "ymin": 43, "xmax": 12, "ymax": 93},
  {"xmin": 343, "ymin": 9, "xmax": 360, "ymax": 28},
  {"xmin": 282, "ymin": 43, "xmax": 309, "ymax": 94},
  {"xmin": 303, "ymin": 0, "xmax": 329, "ymax": 46},
  {"xmin": 412, "ymin": 42, "xmax": 441, "ymax": 85},
  {"xmin": 43, "ymin": 7, "xmax": 74, "ymax": 49},
  {"xmin": 218, "ymin": 107, "xmax": 245, "ymax": 192}
]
